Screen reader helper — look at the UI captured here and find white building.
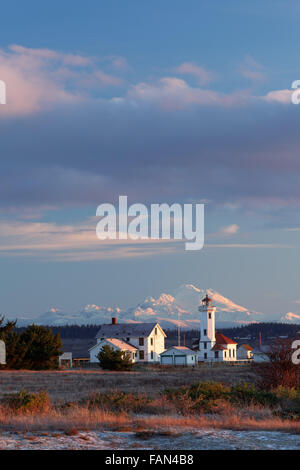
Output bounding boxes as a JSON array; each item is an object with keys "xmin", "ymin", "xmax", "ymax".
[
  {"xmin": 160, "ymin": 346, "xmax": 197, "ymax": 366},
  {"xmin": 0, "ymin": 340, "xmax": 6, "ymax": 365},
  {"xmin": 89, "ymin": 338, "xmax": 137, "ymax": 363},
  {"xmin": 59, "ymin": 352, "xmax": 72, "ymax": 368},
  {"xmin": 237, "ymin": 344, "xmax": 253, "ymax": 361},
  {"xmin": 197, "ymin": 294, "xmax": 237, "ymax": 362},
  {"xmin": 90, "ymin": 318, "xmax": 166, "ymax": 364}
]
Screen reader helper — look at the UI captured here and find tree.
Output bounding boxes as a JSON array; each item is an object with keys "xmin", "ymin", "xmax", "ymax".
[
  {"xmin": 19, "ymin": 325, "xmax": 62, "ymax": 370},
  {"xmin": 97, "ymin": 345, "xmax": 133, "ymax": 371},
  {"xmin": 256, "ymin": 338, "xmax": 300, "ymax": 389},
  {"xmin": 0, "ymin": 318, "xmax": 62, "ymax": 370}
]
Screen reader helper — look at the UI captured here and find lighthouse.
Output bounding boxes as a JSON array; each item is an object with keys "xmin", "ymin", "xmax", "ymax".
[
  {"xmin": 197, "ymin": 293, "xmax": 238, "ymax": 362},
  {"xmin": 198, "ymin": 293, "xmax": 216, "ymax": 361}
]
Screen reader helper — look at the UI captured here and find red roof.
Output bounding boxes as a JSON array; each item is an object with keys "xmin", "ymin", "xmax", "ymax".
[
  {"xmin": 215, "ymin": 332, "xmax": 237, "ymax": 345},
  {"xmin": 211, "ymin": 343, "xmax": 226, "ymax": 351},
  {"xmin": 240, "ymin": 344, "xmax": 253, "ymax": 351}
]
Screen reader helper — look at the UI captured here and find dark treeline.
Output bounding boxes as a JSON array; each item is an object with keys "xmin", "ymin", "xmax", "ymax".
[
  {"xmin": 219, "ymin": 322, "xmax": 300, "ymax": 340},
  {"xmin": 13, "ymin": 322, "xmax": 300, "ymax": 342}
]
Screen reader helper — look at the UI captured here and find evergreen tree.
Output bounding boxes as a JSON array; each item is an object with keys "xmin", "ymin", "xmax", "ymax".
[
  {"xmin": 19, "ymin": 325, "xmax": 62, "ymax": 370},
  {"xmin": 97, "ymin": 345, "xmax": 133, "ymax": 371}
]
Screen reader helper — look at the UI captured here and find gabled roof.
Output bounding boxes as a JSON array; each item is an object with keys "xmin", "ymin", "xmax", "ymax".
[
  {"xmin": 89, "ymin": 338, "xmax": 137, "ymax": 352},
  {"xmin": 211, "ymin": 343, "xmax": 226, "ymax": 351},
  {"xmin": 95, "ymin": 322, "xmax": 166, "ymax": 339},
  {"xmin": 215, "ymin": 332, "xmax": 237, "ymax": 345},
  {"xmin": 239, "ymin": 344, "xmax": 253, "ymax": 351},
  {"xmin": 161, "ymin": 346, "xmax": 196, "ymax": 355}
]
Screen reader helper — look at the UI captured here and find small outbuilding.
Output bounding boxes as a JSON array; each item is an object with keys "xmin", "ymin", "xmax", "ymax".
[
  {"xmin": 59, "ymin": 352, "xmax": 72, "ymax": 368},
  {"xmin": 252, "ymin": 346, "xmax": 270, "ymax": 363},
  {"xmin": 160, "ymin": 346, "xmax": 197, "ymax": 366},
  {"xmin": 0, "ymin": 340, "xmax": 6, "ymax": 365},
  {"xmin": 237, "ymin": 344, "xmax": 253, "ymax": 361}
]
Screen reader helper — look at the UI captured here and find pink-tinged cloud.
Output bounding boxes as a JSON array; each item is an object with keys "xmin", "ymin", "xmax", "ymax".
[
  {"xmin": 0, "ymin": 218, "xmax": 181, "ymax": 261},
  {"xmin": 263, "ymin": 89, "xmax": 293, "ymax": 104},
  {"xmin": 127, "ymin": 77, "xmax": 246, "ymax": 110},
  {"xmin": 239, "ymin": 55, "xmax": 266, "ymax": 82},
  {"xmin": 219, "ymin": 224, "xmax": 240, "ymax": 236},
  {"xmin": 0, "ymin": 45, "xmax": 123, "ymax": 117},
  {"xmin": 174, "ymin": 62, "xmax": 214, "ymax": 85}
]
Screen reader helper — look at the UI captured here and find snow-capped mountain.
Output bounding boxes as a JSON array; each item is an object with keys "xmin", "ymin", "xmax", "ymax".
[
  {"xmin": 281, "ymin": 312, "xmax": 300, "ymax": 324},
  {"xmin": 15, "ymin": 284, "xmax": 261, "ymax": 328}
]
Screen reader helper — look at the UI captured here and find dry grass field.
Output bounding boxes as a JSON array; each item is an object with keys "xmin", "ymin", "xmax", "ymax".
[{"xmin": 0, "ymin": 365, "xmax": 257, "ymax": 402}]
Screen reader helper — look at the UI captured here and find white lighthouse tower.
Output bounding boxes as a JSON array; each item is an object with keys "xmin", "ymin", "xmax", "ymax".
[{"xmin": 198, "ymin": 293, "xmax": 216, "ymax": 361}]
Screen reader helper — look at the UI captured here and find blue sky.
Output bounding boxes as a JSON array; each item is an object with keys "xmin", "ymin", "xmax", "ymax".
[{"xmin": 0, "ymin": 1, "xmax": 300, "ymax": 321}]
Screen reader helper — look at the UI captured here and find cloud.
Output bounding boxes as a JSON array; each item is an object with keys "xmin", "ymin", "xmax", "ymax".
[
  {"xmin": 0, "ymin": 45, "xmax": 300, "ymax": 219},
  {"xmin": 0, "ymin": 219, "xmax": 181, "ymax": 261},
  {"xmin": 126, "ymin": 77, "xmax": 246, "ymax": 110},
  {"xmin": 0, "ymin": 45, "xmax": 123, "ymax": 116},
  {"xmin": 219, "ymin": 224, "xmax": 240, "ymax": 236},
  {"xmin": 239, "ymin": 55, "xmax": 266, "ymax": 82},
  {"xmin": 174, "ymin": 62, "xmax": 214, "ymax": 85},
  {"xmin": 263, "ymin": 89, "xmax": 293, "ymax": 104}
]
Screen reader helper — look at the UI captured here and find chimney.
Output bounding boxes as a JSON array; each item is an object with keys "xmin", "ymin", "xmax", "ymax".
[{"xmin": 112, "ymin": 317, "xmax": 117, "ymax": 325}]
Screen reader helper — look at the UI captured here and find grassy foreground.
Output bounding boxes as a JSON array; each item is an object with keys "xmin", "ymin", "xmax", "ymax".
[{"xmin": 0, "ymin": 382, "xmax": 299, "ymax": 435}]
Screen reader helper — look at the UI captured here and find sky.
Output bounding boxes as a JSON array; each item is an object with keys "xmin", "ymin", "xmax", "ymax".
[{"xmin": 0, "ymin": 1, "xmax": 300, "ymax": 321}]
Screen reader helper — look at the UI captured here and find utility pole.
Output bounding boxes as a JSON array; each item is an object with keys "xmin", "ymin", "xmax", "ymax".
[{"xmin": 259, "ymin": 331, "xmax": 262, "ymax": 348}]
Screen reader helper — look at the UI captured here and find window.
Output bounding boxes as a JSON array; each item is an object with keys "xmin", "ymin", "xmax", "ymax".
[
  {"xmin": 208, "ymin": 313, "xmax": 211, "ymax": 319},
  {"xmin": 126, "ymin": 337, "xmax": 130, "ymax": 342},
  {"xmin": 204, "ymin": 342, "xmax": 207, "ymax": 349},
  {"xmin": 204, "ymin": 329, "xmax": 207, "ymax": 336},
  {"xmin": 229, "ymin": 349, "xmax": 231, "ymax": 358},
  {"xmin": 214, "ymin": 351, "xmax": 219, "ymax": 359},
  {"xmin": 151, "ymin": 351, "xmax": 154, "ymax": 360},
  {"xmin": 139, "ymin": 350, "xmax": 144, "ymax": 360},
  {"xmin": 155, "ymin": 327, "xmax": 157, "ymax": 335},
  {"xmin": 139, "ymin": 337, "xmax": 144, "ymax": 346},
  {"xmin": 233, "ymin": 349, "xmax": 235, "ymax": 357},
  {"xmin": 204, "ymin": 353, "xmax": 207, "ymax": 359},
  {"xmin": 224, "ymin": 351, "xmax": 227, "ymax": 358},
  {"xmin": 150, "ymin": 338, "xmax": 153, "ymax": 346}
]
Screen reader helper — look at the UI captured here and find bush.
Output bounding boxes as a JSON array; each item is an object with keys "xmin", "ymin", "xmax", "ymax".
[
  {"xmin": 256, "ymin": 339, "xmax": 300, "ymax": 389},
  {"xmin": 230, "ymin": 383, "xmax": 278, "ymax": 407},
  {"xmin": 86, "ymin": 391, "xmax": 152, "ymax": 413},
  {"xmin": 164, "ymin": 381, "xmax": 282, "ymax": 414},
  {"xmin": 97, "ymin": 345, "xmax": 133, "ymax": 371},
  {"xmin": 4, "ymin": 389, "xmax": 51, "ymax": 413}
]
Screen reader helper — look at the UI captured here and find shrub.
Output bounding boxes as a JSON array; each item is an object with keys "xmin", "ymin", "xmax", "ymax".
[
  {"xmin": 86, "ymin": 391, "xmax": 152, "ymax": 413},
  {"xmin": 97, "ymin": 345, "xmax": 133, "ymax": 371},
  {"xmin": 230, "ymin": 383, "xmax": 278, "ymax": 407},
  {"xmin": 4, "ymin": 389, "xmax": 51, "ymax": 413},
  {"xmin": 256, "ymin": 339, "xmax": 300, "ymax": 389}
]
